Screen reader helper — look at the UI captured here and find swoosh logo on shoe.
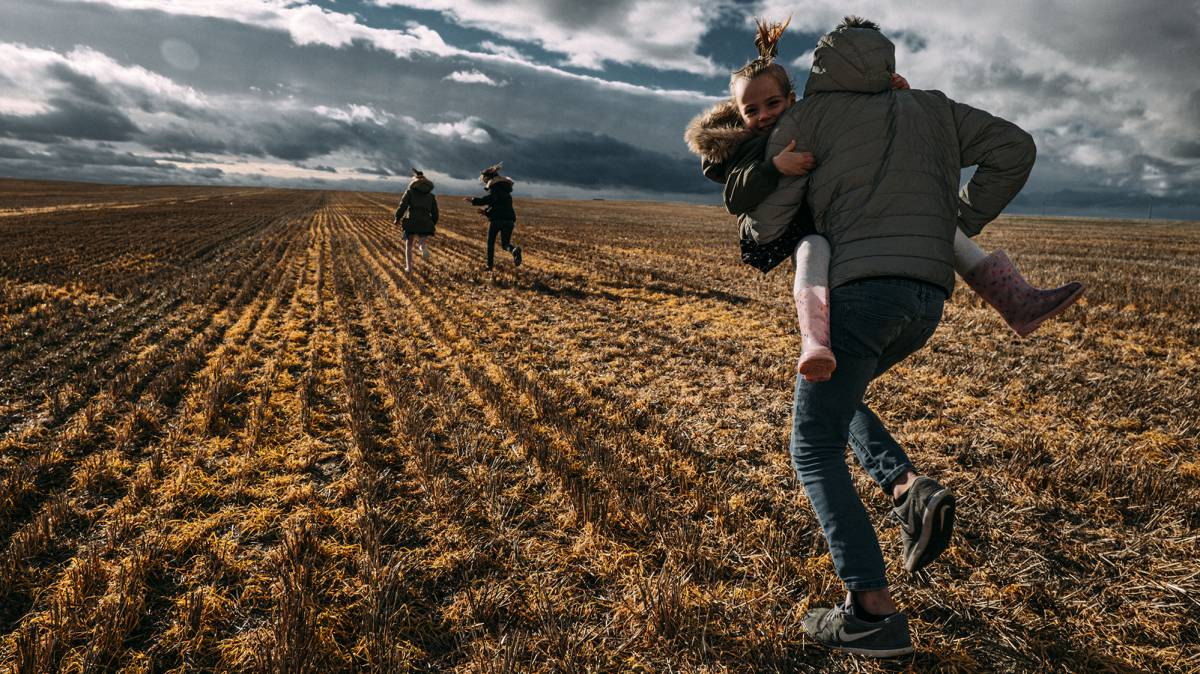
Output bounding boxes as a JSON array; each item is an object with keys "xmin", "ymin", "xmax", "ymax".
[{"xmin": 836, "ymin": 626, "xmax": 883, "ymax": 642}]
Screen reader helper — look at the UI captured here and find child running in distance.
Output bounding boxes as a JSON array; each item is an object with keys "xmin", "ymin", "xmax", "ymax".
[
  {"xmin": 394, "ymin": 168, "xmax": 438, "ymax": 272},
  {"xmin": 685, "ymin": 18, "xmax": 1084, "ymax": 383},
  {"xmin": 464, "ymin": 162, "xmax": 523, "ymax": 271}
]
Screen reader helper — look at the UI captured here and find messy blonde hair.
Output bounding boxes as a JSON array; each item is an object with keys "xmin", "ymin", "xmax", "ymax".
[
  {"xmin": 479, "ymin": 162, "xmax": 503, "ymax": 184},
  {"xmin": 729, "ymin": 17, "xmax": 793, "ymax": 98}
]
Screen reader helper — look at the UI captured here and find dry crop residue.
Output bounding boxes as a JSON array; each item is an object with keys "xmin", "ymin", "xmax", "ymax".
[{"xmin": 0, "ymin": 179, "xmax": 1197, "ymax": 672}]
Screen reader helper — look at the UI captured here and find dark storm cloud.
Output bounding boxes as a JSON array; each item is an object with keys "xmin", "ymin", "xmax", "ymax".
[
  {"xmin": 16, "ymin": 143, "xmax": 176, "ymax": 168},
  {"xmin": 0, "ymin": 98, "xmax": 139, "ymax": 143},
  {"xmin": 0, "ymin": 64, "xmax": 141, "ymax": 142},
  {"xmin": 140, "ymin": 125, "xmax": 231, "ymax": 155},
  {"xmin": 469, "ymin": 126, "xmax": 705, "ymax": 193},
  {"xmin": 2, "ymin": 0, "xmax": 1197, "ymax": 216},
  {"xmin": 1171, "ymin": 141, "xmax": 1200, "ymax": 159},
  {"xmin": 0, "ymin": 143, "xmax": 37, "ymax": 159},
  {"xmin": 354, "ymin": 167, "xmax": 393, "ymax": 176}
]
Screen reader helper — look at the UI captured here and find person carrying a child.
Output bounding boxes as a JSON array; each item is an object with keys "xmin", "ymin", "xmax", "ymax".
[
  {"xmin": 394, "ymin": 168, "xmax": 438, "ymax": 272},
  {"xmin": 685, "ymin": 19, "xmax": 1083, "ymax": 382},
  {"xmin": 465, "ymin": 162, "xmax": 523, "ymax": 271},
  {"xmin": 684, "ymin": 16, "xmax": 1084, "ymax": 658}
]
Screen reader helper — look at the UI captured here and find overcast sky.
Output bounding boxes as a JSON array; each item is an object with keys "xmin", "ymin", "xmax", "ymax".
[{"xmin": 2, "ymin": 0, "xmax": 1198, "ymax": 218}]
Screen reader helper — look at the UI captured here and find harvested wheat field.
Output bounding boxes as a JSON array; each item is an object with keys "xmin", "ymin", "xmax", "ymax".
[{"xmin": 0, "ymin": 178, "xmax": 1197, "ymax": 673}]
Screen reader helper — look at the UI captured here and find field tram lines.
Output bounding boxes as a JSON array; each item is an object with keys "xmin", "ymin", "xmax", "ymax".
[
  {"xmin": 343, "ymin": 195, "xmax": 816, "ymax": 666},
  {"xmin": 0, "ymin": 208, "xmax": 308, "ymax": 543},
  {"xmin": 0, "ymin": 195, "xmax": 355, "ymax": 672},
  {"xmin": 138, "ymin": 200, "xmax": 336, "ymax": 671},
  {"xmin": 0, "ymin": 204, "xmax": 314, "ymax": 669},
  {"xmin": 392, "ymin": 218, "xmax": 816, "ymax": 561},
  {"xmin": 353, "ymin": 198, "xmax": 807, "ymax": 536},
  {"xmin": 372, "ymin": 211, "xmax": 809, "ymax": 526},
  {"xmin": 339, "ymin": 200, "xmax": 646, "ymax": 668},
  {"xmin": 308, "ymin": 199, "xmax": 624, "ymax": 669},
  {"xmin": 343, "ymin": 212, "xmax": 619, "ymax": 662},
  {"xmin": 0, "ymin": 195, "xmax": 319, "ymax": 441}
]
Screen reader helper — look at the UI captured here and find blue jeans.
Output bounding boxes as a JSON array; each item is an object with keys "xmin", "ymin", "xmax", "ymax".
[{"xmin": 789, "ymin": 277, "xmax": 945, "ymax": 591}]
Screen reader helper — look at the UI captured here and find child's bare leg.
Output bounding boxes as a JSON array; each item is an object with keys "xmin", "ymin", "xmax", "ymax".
[
  {"xmin": 404, "ymin": 236, "xmax": 413, "ymax": 271},
  {"xmin": 954, "ymin": 228, "xmax": 1084, "ymax": 337},
  {"xmin": 418, "ymin": 236, "xmax": 429, "ymax": 259},
  {"xmin": 794, "ymin": 234, "xmax": 836, "ymax": 382}
]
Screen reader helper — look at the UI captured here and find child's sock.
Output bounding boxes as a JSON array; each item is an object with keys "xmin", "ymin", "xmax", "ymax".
[
  {"xmin": 952, "ymin": 227, "xmax": 988, "ymax": 275},
  {"xmin": 793, "ymin": 235, "xmax": 836, "ymax": 382}
]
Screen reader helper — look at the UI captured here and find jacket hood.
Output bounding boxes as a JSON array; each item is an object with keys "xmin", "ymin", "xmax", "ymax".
[
  {"xmin": 804, "ymin": 26, "xmax": 895, "ymax": 96},
  {"xmin": 409, "ymin": 176, "xmax": 434, "ymax": 193},
  {"xmin": 486, "ymin": 176, "xmax": 513, "ymax": 192},
  {"xmin": 684, "ymin": 99, "xmax": 755, "ymax": 164}
]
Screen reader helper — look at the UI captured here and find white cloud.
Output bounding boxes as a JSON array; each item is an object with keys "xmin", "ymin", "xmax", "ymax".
[
  {"xmin": 479, "ymin": 40, "xmax": 529, "ymax": 62},
  {"xmin": 66, "ymin": 0, "xmax": 717, "ymax": 103},
  {"xmin": 405, "ymin": 116, "xmax": 491, "ymax": 144},
  {"xmin": 69, "ymin": 0, "xmax": 457, "ymax": 56},
  {"xmin": 373, "ymin": 0, "xmax": 725, "ymax": 75},
  {"xmin": 313, "ymin": 103, "xmax": 392, "ymax": 124},
  {"xmin": 753, "ymin": 0, "xmax": 1200, "ymax": 196},
  {"xmin": 0, "ymin": 42, "xmax": 209, "ymax": 112},
  {"xmin": 444, "ymin": 69, "xmax": 506, "ymax": 87}
]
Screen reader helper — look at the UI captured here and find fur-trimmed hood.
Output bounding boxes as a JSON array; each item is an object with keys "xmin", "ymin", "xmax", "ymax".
[
  {"xmin": 684, "ymin": 99, "xmax": 755, "ymax": 165},
  {"xmin": 408, "ymin": 175, "xmax": 434, "ymax": 193},
  {"xmin": 485, "ymin": 175, "xmax": 513, "ymax": 191}
]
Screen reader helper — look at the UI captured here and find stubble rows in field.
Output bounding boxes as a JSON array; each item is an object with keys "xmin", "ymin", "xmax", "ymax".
[{"xmin": 0, "ymin": 179, "xmax": 1196, "ymax": 672}]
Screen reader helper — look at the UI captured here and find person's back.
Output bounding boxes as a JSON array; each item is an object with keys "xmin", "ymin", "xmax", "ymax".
[
  {"xmin": 762, "ymin": 16, "xmax": 1037, "ymax": 659},
  {"xmin": 478, "ymin": 177, "xmax": 516, "ymax": 223},
  {"xmin": 468, "ymin": 164, "xmax": 522, "ymax": 270},
  {"xmin": 751, "ymin": 19, "xmax": 1035, "ymax": 292}
]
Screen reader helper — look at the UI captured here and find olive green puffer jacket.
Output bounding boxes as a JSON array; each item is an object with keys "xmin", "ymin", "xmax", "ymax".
[{"xmin": 746, "ymin": 24, "xmax": 1036, "ymax": 293}]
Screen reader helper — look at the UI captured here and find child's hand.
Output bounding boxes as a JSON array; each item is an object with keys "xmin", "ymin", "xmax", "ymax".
[
  {"xmin": 772, "ymin": 140, "xmax": 816, "ymax": 176},
  {"xmin": 890, "ymin": 72, "xmax": 910, "ymax": 90},
  {"xmin": 462, "ymin": 197, "xmax": 473, "ymax": 203}
]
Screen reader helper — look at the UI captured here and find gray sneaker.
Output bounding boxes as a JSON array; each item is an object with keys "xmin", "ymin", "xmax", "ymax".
[
  {"xmin": 892, "ymin": 476, "xmax": 956, "ymax": 573},
  {"xmin": 802, "ymin": 600, "xmax": 914, "ymax": 657}
]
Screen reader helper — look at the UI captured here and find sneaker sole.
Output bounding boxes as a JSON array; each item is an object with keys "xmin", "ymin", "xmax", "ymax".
[
  {"xmin": 904, "ymin": 489, "xmax": 955, "ymax": 573},
  {"xmin": 838, "ymin": 644, "xmax": 915, "ymax": 658}
]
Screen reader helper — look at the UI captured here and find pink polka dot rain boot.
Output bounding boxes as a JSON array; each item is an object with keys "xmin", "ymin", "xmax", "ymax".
[{"xmin": 961, "ymin": 250, "xmax": 1084, "ymax": 338}]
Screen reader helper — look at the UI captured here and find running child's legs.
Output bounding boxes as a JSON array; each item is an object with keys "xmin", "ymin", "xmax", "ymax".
[
  {"xmin": 486, "ymin": 223, "xmax": 501, "ymax": 268},
  {"xmin": 404, "ymin": 235, "xmax": 413, "ymax": 271},
  {"xmin": 953, "ymin": 227, "xmax": 1084, "ymax": 337},
  {"xmin": 793, "ymin": 235, "xmax": 836, "ymax": 382},
  {"xmin": 486, "ymin": 221, "xmax": 516, "ymax": 268}
]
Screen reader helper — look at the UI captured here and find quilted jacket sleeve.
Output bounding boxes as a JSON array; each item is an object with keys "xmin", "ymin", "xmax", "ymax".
[{"xmin": 952, "ymin": 100, "xmax": 1036, "ymax": 237}]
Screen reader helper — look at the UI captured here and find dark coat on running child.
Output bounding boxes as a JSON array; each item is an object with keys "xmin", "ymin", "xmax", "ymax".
[
  {"xmin": 470, "ymin": 176, "xmax": 516, "ymax": 223},
  {"xmin": 685, "ymin": 99, "xmax": 816, "ymax": 273},
  {"xmin": 395, "ymin": 175, "xmax": 438, "ymax": 236}
]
